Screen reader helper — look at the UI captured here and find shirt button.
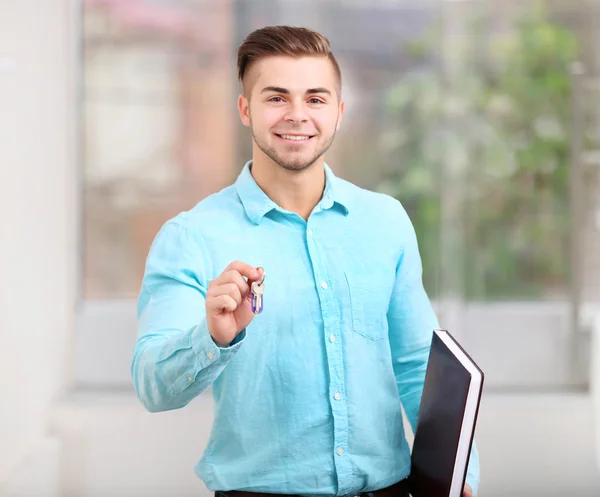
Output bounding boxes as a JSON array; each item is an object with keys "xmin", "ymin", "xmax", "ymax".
[
  {"xmin": 337, "ymin": 448, "xmax": 344, "ymax": 456},
  {"xmin": 187, "ymin": 376, "xmax": 194, "ymax": 382},
  {"xmin": 321, "ymin": 281, "xmax": 328, "ymax": 289},
  {"xmin": 329, "ymin": 334, "xmax": 336, "ymax": 343},
  {"xmin": 334, "ymin": 392, "xmax": 341, "ymax": 400},
  {"xmin": 307, "ymin": 229, "xmax": 313, "ymax": 237},
  {"xmin": 207, "ymin": 352, "xmax": 214, "ymax": 360}
]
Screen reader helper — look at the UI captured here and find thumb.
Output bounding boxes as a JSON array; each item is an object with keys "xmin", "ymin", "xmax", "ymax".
[{"xmin": 247, "ymin": 266, "xmax": 265, "ymax": 291}]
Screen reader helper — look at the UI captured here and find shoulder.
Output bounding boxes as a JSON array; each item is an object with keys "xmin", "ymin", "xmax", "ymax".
[
  {"xmin": 157, "ymin": 185, "xmax": 243, "ymax": 237},
  {"xmin": 336, "ymin": 176, "xmax": 412, "ymax": 228},
  {"xmin": 143, "ymin": 185, "xmax": 242, "ymax": 272}
]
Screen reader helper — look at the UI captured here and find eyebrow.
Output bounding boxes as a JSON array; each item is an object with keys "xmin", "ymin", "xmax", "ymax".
[{"xmin": 260, "ymin": 86, "xmax": 332, "ymax": 96}]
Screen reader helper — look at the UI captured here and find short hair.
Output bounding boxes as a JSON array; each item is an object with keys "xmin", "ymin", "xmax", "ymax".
[{"xmin": 237, "ymin": 25, "xmax": 342, "ymax": 94}]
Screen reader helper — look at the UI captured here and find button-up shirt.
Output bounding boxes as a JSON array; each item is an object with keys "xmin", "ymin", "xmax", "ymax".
[{"xmin": 131, "ymin": 161, "xmax": 480, "ymax": 496}]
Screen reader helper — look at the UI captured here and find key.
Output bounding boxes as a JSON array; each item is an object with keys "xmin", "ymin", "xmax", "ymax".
[
  {"xmin": 251, "ymin": 281, "xmax": 263, "ymax": 314},
  {"xmin": 251, "ymin": 270, "xmax": 265, "ymax": 315}
]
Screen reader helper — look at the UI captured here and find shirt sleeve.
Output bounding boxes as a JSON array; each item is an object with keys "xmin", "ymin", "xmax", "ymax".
[
  {"xmin": 131, "ymin": 219, "xmax": 247, "ymax": 413},
  {"xmin": 387, "ymin": 202, "xmax": 481, "ymax": 496}
]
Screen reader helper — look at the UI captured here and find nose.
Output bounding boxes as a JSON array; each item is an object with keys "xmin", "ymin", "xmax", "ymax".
[{"xmin": 284, "ymin": 100, "xmax": 308, "ymax": 123}]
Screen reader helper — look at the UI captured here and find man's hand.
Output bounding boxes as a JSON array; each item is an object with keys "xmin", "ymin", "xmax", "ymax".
[
  {"xmin": 463, "ymin": 483, "xmax": 474, "ymax": 497},
  {"xmin": 206, "ymin": 261, "xmax": 264, "ymax": 347}
]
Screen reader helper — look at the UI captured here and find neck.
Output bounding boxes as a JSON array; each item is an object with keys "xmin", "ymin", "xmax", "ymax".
[{"xmin": 250, "ymin": 152, "xmax": 326, "ymax": 221}]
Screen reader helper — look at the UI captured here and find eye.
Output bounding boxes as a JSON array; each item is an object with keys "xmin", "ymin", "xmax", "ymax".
[
  {"xmin": 269, "ymin": 96, "xmax": 284, "ymax": 103},
  {"xmin": 309, "ymin": 98, "xmax": 325, "ymax": 104}
]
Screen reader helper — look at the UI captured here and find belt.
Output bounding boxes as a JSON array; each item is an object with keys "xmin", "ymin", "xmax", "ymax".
[{"xmin": 217, "ymin": 477, "xmax": 411, "ymax": 497}]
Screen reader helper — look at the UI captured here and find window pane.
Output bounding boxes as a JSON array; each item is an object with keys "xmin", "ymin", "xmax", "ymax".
[
  {"xmin": 83, "ymin": 0, "xmax": 241, "ymax": 297},
  {"xmin": 82, "ymin": 0, "xmax": 440, "ymax": 298},
  {"xmin": 82, "ymin": 0, "xmax": 598, "ymax": 304}
]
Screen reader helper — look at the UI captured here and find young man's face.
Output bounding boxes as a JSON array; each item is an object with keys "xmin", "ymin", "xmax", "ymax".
[{"xmin": 238, "ymin": 55, "xmax": 344, "ymax": 172}]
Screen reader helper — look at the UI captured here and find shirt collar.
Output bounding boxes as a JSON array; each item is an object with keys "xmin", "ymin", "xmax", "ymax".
[{"xmin": 234, "ymin": 160, "xmax": 350, "ymax": 225}]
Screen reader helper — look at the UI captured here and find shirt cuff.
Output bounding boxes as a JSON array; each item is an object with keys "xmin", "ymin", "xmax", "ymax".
[{"xmin": 190, "ymin": 318, "xmax": 246, "ymax": 369}]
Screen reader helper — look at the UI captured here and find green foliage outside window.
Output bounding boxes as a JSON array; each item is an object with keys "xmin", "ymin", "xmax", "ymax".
[{"xmin": 376, "ymin": 4, "xmax": 580, "ymax": 300}]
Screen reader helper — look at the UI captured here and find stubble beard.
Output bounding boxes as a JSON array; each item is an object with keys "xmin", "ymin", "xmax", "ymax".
[{"xmin": 250, "ymin": 118, "xmax": 338, "ymax": 173}]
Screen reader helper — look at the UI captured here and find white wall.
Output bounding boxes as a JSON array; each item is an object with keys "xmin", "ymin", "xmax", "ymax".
[
  {"xmin": 0, "ymin": 0, "xmax": 76, "ymax": 489},
  {"xmin": 592, "ymin": 314, "xmax": 600, "ymax": 472}
]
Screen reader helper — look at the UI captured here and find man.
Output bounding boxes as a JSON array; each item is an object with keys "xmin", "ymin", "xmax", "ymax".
[{"xmin": 131, "ymin": 25, "xmax": 479, "ymax": 497}]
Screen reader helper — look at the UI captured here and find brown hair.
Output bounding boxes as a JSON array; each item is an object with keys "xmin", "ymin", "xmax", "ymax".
[{"xmin": 237, "ymin": 25, "xmax": 342, "ymax": 94}]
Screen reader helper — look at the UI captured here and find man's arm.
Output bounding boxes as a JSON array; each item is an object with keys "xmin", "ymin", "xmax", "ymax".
[
  {"xmin": 386, "ymin": 202, "xmax": 480, "ymax": 496},
  {"xmin": 131, "ymin": 220, "xmax": 246, "ymax": 412}
]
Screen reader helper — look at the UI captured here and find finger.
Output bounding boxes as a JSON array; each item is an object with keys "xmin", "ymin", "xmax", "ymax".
[
  {"xmin": 208, "ymin": 283, "xmax": 243, "ymax": 306},
  {"xmin": 246, "ymin": 266, "xmax": 265, "ymax": 289},
  {"xmin": 223, "ymin": 261, "xmax": 260, "ymax": 280},
  {"xmin": 206, "ymin": 294, "xmax": 237, "ymax": 313},
  {"xmin": 210, "ymin": 270, "xmax": 251, "ymax": 298}
]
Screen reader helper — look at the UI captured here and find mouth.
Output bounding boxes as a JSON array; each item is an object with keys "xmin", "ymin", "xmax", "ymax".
[{"xmin": 274, "ymin": 133, "xmax": 315, "ymax": 143}]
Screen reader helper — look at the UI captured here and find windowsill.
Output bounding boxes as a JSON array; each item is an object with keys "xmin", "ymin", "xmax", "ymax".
[{"xmin": 74, "ymin": 298, "xmax": 596, "ymax": 390}]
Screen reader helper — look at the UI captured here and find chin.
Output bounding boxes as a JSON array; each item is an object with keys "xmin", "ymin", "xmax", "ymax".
[
  {"xmin": 275, "ymin": 158, "xmax": 315, "ymax": 172},
  {"xmin": 278, "ymin": 162, "xmax": 311, "ymax": 171}
]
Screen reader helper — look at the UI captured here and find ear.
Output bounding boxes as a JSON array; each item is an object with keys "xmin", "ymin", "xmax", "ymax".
[
  {"xmin": 238, "ymin": 94, "xmax": 251, "ymax": 127},
  {"xmin": 336, "ymin": 98, "xmax": 345, "ymax": 131}
]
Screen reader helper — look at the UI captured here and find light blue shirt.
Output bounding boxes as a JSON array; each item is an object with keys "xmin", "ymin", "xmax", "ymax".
[{"xmin": 131, "ymin": 161, "xmax": 480, "ymax": 496}]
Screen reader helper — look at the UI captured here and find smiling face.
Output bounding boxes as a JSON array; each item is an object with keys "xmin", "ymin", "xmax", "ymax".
[{"xmin": 238, "ymin": 55, "xmax": 344, "ymax": 172}]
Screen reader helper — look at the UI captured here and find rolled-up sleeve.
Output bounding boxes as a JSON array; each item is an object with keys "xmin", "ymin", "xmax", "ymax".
[{"xmin": 131, "ymin": 220, "xmax": 246, "ymax": 413}]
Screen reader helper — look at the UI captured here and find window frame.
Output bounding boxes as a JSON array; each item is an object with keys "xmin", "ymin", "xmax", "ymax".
[{"xmin": 72, "ymin": 0, "xmax": 592, "ymax": 393}]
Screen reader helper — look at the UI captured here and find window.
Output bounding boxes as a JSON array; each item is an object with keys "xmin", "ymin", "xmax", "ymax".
[
  {"xmin": 83, "ymin": 0, "xmax": 242, "ymax": 298},
  {"xmin": 79, "ymin": 0, "xmax": 597, "ymax": 390}
]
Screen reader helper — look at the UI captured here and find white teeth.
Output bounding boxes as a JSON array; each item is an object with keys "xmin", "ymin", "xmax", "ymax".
[{"xmin": 280, "ymin": 135, "xmax": 310, "ymax": 141}]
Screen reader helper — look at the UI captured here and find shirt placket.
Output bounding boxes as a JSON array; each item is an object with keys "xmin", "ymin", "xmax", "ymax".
[{"xmin": 305, "ymin": 222, "xmax": 355, "ymax": 496}]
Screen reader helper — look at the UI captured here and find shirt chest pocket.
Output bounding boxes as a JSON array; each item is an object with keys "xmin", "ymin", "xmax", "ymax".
[{"xmin": 344, "ymin": 272, "xmax": 388, "ymax": 341}]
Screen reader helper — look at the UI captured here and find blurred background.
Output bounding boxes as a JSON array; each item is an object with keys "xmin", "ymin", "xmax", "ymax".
[{"xmin": 1, "ymin": 0, "xmax": 600, "ymax": 496}]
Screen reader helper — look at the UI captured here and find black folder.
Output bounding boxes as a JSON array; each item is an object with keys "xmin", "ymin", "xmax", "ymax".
[{"xmin": 409, "ymin": 329, "xmax": 484, "ymax": 497}]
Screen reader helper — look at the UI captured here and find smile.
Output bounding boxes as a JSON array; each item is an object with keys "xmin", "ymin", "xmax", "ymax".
[{"xmin": 275, "ymin": 134, "xmax": 314, "ymax": 142}]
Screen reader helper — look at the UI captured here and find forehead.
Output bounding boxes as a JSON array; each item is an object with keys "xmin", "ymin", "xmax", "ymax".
[{"xmin": 246, "ymin": 55, "xmax": 338, "ymax": 95}]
